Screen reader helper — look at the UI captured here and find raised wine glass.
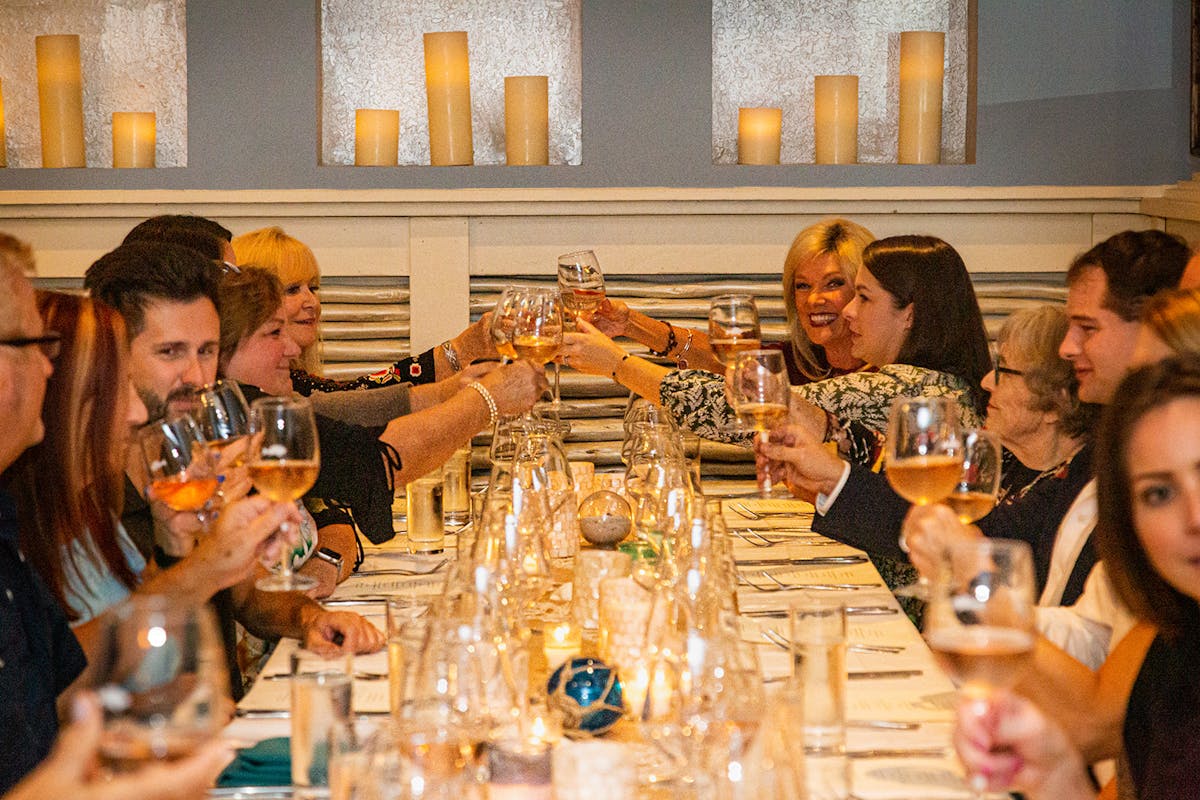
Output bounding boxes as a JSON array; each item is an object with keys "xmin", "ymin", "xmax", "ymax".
[
  {"xmin": 707, "ymin": 294, "xmax": 762, "ymax": 367},
  {"xmin": 557, "ymin": 250, "xmax": 606, "ymax": 326},
  {"xmin": 924, "ymin": 538, "xmax": 1036, "ymax": 800},
  {"xmin": 87, "ymin": 595, "xmax": 228, "ymax": 773},
  {"xmin": 248, "ymin": 395, "xmax": 321, "ymax": 592},
  {"xmin": 945, "ymin": 429, "xmax": 1003, "ymax": 525},
  {"xmin": 490, "ymin": 287, "xmax": 526, "ymax": 363},
  {"xmin": 138, "ymin": 415, "xmax": 220, "ymax": 531},
  {"xmin": 192, "ymin": 379, "xmax": 251, "ymax": 468},
  {"xmin": 728, "ymin": 349, "xmax": 790, "ymax": 496},
  {"xmin": 511, "ymin": 287, "xmax": 564, "ymax": 415}
]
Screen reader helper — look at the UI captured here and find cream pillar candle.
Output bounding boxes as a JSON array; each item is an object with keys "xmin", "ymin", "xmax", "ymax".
[
  {"xmin": 813, "ymin": 75, "xmax": 858, "ymax": 164},
  {"xmin": 36, "ymin": 34, "xmax": 86, "ymax": 168},
  {"xmin": 898, "ymin": 31, "xmax": 945, "ymax": 164},
  {"xmin": 505, "ymin": 75, "xmax": 549, "ymax": 166},
  {"xmin": 112, "ymin": 112, "xmax": 156, "ymax": 168},
  {"xmin": 0, "ymin": 78, "xmax": 7, "ymax": 168},
  {"xmin": 354, "ymin": 109, "xmax": 399, "ymax": 166},
  {"xmin": 737, "ymin": 107, "xmax": 782, "ymax": 165},
  {"xmin": 424, "ymin": 31, "xmax": 473, "ymax": 166}
]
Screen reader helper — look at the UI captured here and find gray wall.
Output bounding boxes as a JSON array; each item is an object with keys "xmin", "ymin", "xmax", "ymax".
[{"xmin": 0, "ymin": 0, "xmax": 1191, "ymax": 191}]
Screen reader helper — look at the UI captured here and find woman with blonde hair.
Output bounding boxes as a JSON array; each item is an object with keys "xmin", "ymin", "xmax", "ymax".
[{"xmin": 232, "ymin": 226, "xmax": 498, "ymax": 393}]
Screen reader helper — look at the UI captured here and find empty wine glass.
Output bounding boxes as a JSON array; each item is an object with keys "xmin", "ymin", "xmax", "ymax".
[
  {"xmin": 728, "ymin": 349, "xmax": 790, "ymax": 496},
  {"xmin": 138, "ymin": 416, "xmax": 219, "ymax": 530},
  {"xmin": 86, "ymin": 595, "xmax": 228, "ymax": 773},
  {"xmin": 945, "ymin": 429, "xmax": 1003, "ymax": 524},
  {"xmin": 248, "ymin": 396, "xmax": 321, "ymax": 592},
  {"xmin": 707, "ymin": 294, "xmax": 762, "ymax": 367},
  {"xmin": 557, "ymin": 250, "xmax": 606, "ymax": 326},
  {"xmin": 924, "ymin": 538, "xmax": 1036, "ymax": 799}
]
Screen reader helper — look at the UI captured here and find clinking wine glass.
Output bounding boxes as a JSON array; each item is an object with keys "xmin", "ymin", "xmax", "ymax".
[
  {"xmin": 139, "ymin": 415, "xmax": 220, "ymax": 531},
  {"xmin": 557, "ymin": 250, "xmax": 606, "ymax": 326},
  {"xmin": 923, "ymin": 538, "xmax": 1036, "ymax": 800},
  {"xmin": 511, "ymin": 287, "xmax": 564, "ymax": 414},
  {"xmin": 248, "ymin": 395, "xmax": 321, "ymax": 592},
  {"xmin": 945, "ymin": 429, "xmax": 1003, "ymax": 525},
  {"xmin": 707, "ymin": 293, "xmax": 762, "ymax": 367},
  {"xmin": 728, "ymin": 349, "xmax": 790, "ymax": 497},
  {"xmin": 86, "ymin": 595, "xmax": 228, "ymax": 773},
  {"xmin": 491, "ymin": 287, "xmax": 525, "ymax": 363},
  {"xmin": 192, "ymin": 379, "xmax": 251, "ymax": 468}
]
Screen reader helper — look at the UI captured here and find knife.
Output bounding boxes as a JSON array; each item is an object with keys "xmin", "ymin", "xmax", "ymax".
[
  {"xmin": 848, "ymin": 669, "xmax": 923, "ymax": 680},
  {"xmin": 742, "ymin": 605, "xmax": 896, "ymax": 618},
  {"xmin": 846, "ymin": 747, "xmax": 946, "ymax": 759},
  {"xmin": 735, "ymin": 555, "xmax": 866, "ymax": 567}
]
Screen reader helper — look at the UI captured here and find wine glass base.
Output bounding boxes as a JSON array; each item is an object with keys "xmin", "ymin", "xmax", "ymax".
[{"xmin": 256, "ymin": 573, "xmax": 319, "ymax": 592}]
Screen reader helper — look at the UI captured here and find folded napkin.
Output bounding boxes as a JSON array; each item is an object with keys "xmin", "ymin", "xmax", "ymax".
[{"xmin": 217, "ymin": 736, "xmax": 291, "ymax": 787}]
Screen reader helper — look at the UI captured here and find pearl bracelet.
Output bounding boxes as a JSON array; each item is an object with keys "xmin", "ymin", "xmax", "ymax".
[{"xmin": 467, "ymin": 380, "xmax": 499, "ymax": 428}]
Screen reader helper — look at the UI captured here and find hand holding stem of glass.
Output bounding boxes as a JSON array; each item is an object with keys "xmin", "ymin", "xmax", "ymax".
[
  {"xmin": 491, "ymin": 287, "xmax": 523, "ymax": 362},
  {"xmin": 139, "ymin": 416, "xmax": 220, "ymax": 529},
  {"xmin": 248, "ymin": 396, "xmax": 321, "ymax": 592}
]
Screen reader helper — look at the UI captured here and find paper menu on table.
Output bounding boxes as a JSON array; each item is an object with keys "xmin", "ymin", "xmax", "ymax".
[
  {"xmin": 334, "ymin": 572, "xmax": 446, "ymax": 599},
  {"xmin": 241, "ymin": 638, "xmax": 391, "ymax": 714}
]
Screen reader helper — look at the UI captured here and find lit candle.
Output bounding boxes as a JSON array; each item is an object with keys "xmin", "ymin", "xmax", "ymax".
[
  {"xmin": 505, "ymin": 75, "xmax": 549, "ymax": 166},
  {"xmin": 898, "ymin": 31, "xmax": 945, "ymax": 164},
  {"xmin": 112, "ymin": 111, "xmax": 156, "ymax": 168},
  {"xmin": 0, "ymin": 78, "xmax": 7, "ymax": 168},
  {"xmin": 737, "ymin": 107, "xmax": 782, "ymax": 165},
  {"xmin": 423, "ymin": 31, "xmax": 473, "ymax": 166},
  {"xmin": 354, "ymin": 108, "xmax": 399, "ymax": 166},
  {"xmin": 813, "ymin": 75, "xmax": 857, "ymax": 164},
  {"xmin": 543, "ymin": 622, "xmax": 581, "ymax": 671},
  {"xmin": 622, "ymin": 662, "xmax": 651, "ymax": 719},
  {"xmin": 36, "ymin": 34, "xmax": 86, "ymax": 168}
]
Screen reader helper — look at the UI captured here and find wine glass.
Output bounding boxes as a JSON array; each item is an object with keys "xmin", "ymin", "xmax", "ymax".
[
  {"xmin": 557, "ymin": 250, "xmax": 606, "ymax": 326},
  {"xmin": 491, "ymin": 287, "xmax": 525, "ymax": 363},
  {"xmin": 924, "ymin": 538, "xmax": 1036, "ymax": 799},
  {"xmin": 511, "ymin": 287, "xmax": 564, "ymax": 413},
  {"xmin": 945, "ymin": 429, "xmax": 1003, "ymax": 524},
  {"xmin": 248, "ymin": 396, "xmax": 321, "ymax": 592},
  {"xmin": 138, "ymin": 416, "xmax": 220, "ymax": 531},
  {"xmin": 707, "ymin": 294, "xmax": 762, "ymax": 367},
  {"xmin": 86, "ymin": 595, "xmax": 228, "ymax": 772},
  {"xmin": 192, "ymin": 379, "xmax": 251, "ymax": 468},
  {"xmin": 728, "ymin": 349, "xmax": 790, "ymax": 496}
]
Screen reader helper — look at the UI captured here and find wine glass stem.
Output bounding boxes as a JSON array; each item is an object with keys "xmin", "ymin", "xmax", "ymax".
[
  {"xmin": 551, "ymin": 361, "xmax": 562, "ymax": 409},
  {"xmin": 277, "ymin": 521, "xmax": 293, "ymax": 581},
  {"xmin": 758, "ymin": 430, "xmax": 775, "ymax": 497}
]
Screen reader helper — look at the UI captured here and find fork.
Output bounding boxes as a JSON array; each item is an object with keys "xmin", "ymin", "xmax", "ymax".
[
  {"xmin": 732, "ymin": 502, "xmax": 811, "ymax": 520},
  {"xmin": 758, "ymin": 572, "xmax": 875, "ymax": 591}
]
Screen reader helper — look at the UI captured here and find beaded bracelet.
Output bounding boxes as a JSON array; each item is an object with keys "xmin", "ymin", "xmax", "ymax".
[
  {"xmin": 647, "ymin": 321, "xmax": 678, "ymax": 358},
  {"xmin": 467, "ymin": 380, "xmax": 499, "ymax": 428}
]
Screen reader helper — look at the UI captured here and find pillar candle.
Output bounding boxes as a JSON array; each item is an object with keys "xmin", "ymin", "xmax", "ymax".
[
  {"xmin": 542, "ymin": 622, "xmax": 581, "ymax": 671},
  {"xmin": 505, "ymin": 75, "xmax": 549, "ymax": 166},
  {"xmin": 424, "ymin": 31, "xmax": 473, "ymax": 166},
  {"xmin": 897, "ymin": 31, "xmax": 945, "ymax": 164},
  {"xmin": 112, "ymin": 111, "xmax": 155, "ymax": 168},
  {"xmin": 737, "ymin": 107, "xmax": 782, "ymax": 165},
  {"xmin": 0, "ymin": 78, "xmax": 7, "ymax": 168},
  {"xmin": 354, "ymin": 109, "xmax": 399, "ymax": 166},
  {"xmin": 36, "ymin": 34, "xmax": 86, "ymax": 168},
  {"xmin": 813, "ymin": 75, "xmax": 858, "ymax": 164}
]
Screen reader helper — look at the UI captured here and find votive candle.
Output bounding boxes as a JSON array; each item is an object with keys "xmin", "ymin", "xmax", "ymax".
[
  {"xmin": 542, "ymin": 622, "xmax": 581, "ymax": 671},
  {"xmin": 737, "ymin": 107, "xmax": 782, "ymax": 165},
  {"xmin": 36, "ymin": 34, "xmax": 86, "ymax": 168},
  {"xmin": 354, "ymin": 108, "xmax": 400, "ymax": 166},
  {"xmin": 424, "ymin": 31, "xmax": 473, "ymax": 166},
  {"xmin": 112, "ymin": 111, "xmax": 156, "ymax": 168},
  {"xmin": 898, "ymin": 31, "xmax": 945, "ymax": 164},
  {"xmin": 505, "ymin": 75, "xmax": 549, "ymax": 166},
  {"xmin": 813, "ymin": 75, "xmax": 858, "ymax": 164}
]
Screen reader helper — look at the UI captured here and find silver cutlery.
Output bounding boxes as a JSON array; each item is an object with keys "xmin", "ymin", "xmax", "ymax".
[
  {"xmin": 735, "ymin": 555, "xmax": 866, "ymax": 567},
  {"xmin": 743, "ymin": 605, "xmax": 896, "ymax": 618},
  {"xmin": 847, "ymin": 669, "xmax": 923, "ymax": 680},
  {"xmin": 760, "ymin": 628, "xmax": 903, "ymax": 655},
  {"xmin": 845, "ymin": 747, "xmax": 946, "ymax": 759},
  {"xmin": 740, "ymin": 574, "xmax": 874, "ymax": 593},
  {"xmin": 732, "ymin": 502, "xmax": 813, "ymax": 520},
  {"xmin": 847, "ymin": 720, "xmax": 921, "ymax": 731}
]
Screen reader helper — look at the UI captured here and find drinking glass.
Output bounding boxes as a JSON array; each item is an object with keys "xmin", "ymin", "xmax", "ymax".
[
  {"xmin": 191, "ymin": 379, "xmax": 251, "ymax": 467},
  {"xmin": 248, "ymin": 396, "xmax": 321, "ymax": 592},
  {"xmin": 945, "ymin": 429, "xmax": 1003, "ymax": 524},
  {"xmin": 86, "ymin": 595, "xmax": 228, "ymax": 772},
  {"xmin": 138, "ymin": 415, "xmax": 219, "ymax": 530},
  {"xmin": 707, "ymin": 293, "xmax": 762, "ymax": 366},
  {"xmin": 728, "ymin": 349, "xmax": 790, "ymax": 496},
  {"xmin": 557, "ymin": 250, "xmax": 606, "ymax": 326},
  {"xmin": 886, "ymin": 395, "xmax": 963, "ymax": 531},
  {"xmin": 491, "ymin": 287, "xmax": 526, "ymax": 362},
  {"xmin": 924, "ymin": 538, "xmax": 1036, "ymax": 799},
  {"xmin": 512, "ymin": 287, "xmax": 564, "ymax": 414}
]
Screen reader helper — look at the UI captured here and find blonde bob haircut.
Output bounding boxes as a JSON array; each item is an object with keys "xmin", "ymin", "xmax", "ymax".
[
  {"xmin": 780, "ymin": 218, "xmax": 875, "ymax": 380},
  {"xmin": 231, "ymin": 226, "xmax": 322, "ymax": 373}
]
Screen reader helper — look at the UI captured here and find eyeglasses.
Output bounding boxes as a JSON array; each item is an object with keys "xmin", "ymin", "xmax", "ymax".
[
  {"xmin": 219, "ymin": 261, "xmax": 241, "ymax": 275},
  {"xmin": 0, "ymin": 331, "xmax": 62, "ymax": 360},
  {"xmin": 991, "ymin": 354, "xmax": 1025, "ymax": 384}
]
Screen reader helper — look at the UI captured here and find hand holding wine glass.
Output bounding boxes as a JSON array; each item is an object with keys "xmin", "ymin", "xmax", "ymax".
[
  {"xmin": 924, "ymin": 538, "xmax": 1036, "ymax": 799},
  {"xmin": 491, "ymin": 287, "xmax": 525, "ymax": 362},
  {"xmin": 512, "ymin": 287, "xmax": 564, "ymax": 417},
  {"xmin": 557, "ymin": 250, "xmax": 606, "ymax": 326},
  {"xmin": 728, "ymin": 349, "xmax": 790, "ymax": 496},
  {"xmin": 139, "ymin": 416, "xmax": 220, "ymax": 539},
  {"xmin": 248, "ymin": 396, "xmax": 320, "ymax": 592},
  {"xmin": 945, "ymin": 429, "xmax": 1002, "ymax": 524}
]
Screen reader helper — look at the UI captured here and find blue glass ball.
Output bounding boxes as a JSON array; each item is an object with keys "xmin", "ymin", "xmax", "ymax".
[{"xmin": 547, "ymin": 657, "xmax": 624, "ymax": 737}]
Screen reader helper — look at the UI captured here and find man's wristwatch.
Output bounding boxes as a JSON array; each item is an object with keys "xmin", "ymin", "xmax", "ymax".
[{"xmin": 313, "ymin": 547, "xmax": 344, "ymax": 573}]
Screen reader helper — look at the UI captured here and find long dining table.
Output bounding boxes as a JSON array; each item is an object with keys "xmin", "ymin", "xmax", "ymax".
[{"xmin": 221, "ymin": 493, "xmax": 973, "ymax": 799}]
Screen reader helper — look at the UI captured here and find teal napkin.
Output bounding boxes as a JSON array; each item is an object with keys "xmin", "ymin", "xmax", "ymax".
[{"xmin": 217, "ymin": 737, "xmax": 292, "ymax": 787}]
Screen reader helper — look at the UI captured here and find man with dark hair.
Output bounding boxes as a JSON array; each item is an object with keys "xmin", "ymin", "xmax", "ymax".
[
  {"xmin": 84, "ymin": 241, "xmax": 383, "ymax": 699},
  {"xmin": 123, "ymin": 214, "xmax": 234, "ymax": 264}
]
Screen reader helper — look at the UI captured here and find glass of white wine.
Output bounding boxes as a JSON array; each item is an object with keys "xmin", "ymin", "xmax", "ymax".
[
  {"xmin": 924, "ymin": 538, "xmax": 1036, "ymax": 800},
  {"xmin": 249, "ymin": 395, "xmax": 321, "ymax": 592},
  {"xmin": 707, "ymin": 294, "xmax": 762, "ymax": 366},
  {"xmin": 557, "ymin": 250, "xmax": 606, "ymax": 326},
  {"xmin": 728, "ymin": 349, "xmax": 790, "ymax": 496},
  {"xmin": 490, "ymin": 287, "xmax": 526, "ymax": 362},
  {"xmin": 945, "ymin": 429, "xmax": 1002, "ymax": 524},
  {"xmin": 87, "ymin": 595, "xmax": 227, "ymax": 774},
  {"xmin": 192, "ymin": 379, "xmax": 251, "ymax": 468},
  {"xmin": 138, "ymin": 415, "xmax": 220, "ymax": 531},
  {"xmin": 511, "ymin": 287, "xmax": 564, "ymax": 415}
]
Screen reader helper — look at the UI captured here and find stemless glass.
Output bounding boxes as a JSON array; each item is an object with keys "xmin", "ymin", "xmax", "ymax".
[
  {"xmin": 87, "ymin": 595, "xmax": 228, "ymax": 772},
  {"xmin": 945, "ymin": 429, "xmax": 1003, "ymax": 524},
  {"xmin": 248, "ymin": 396, "xmax": 321, "ymax": 592},
  {"xmin": 707, "ymin": 294, "xmax": 762, "ymax": 366},
  {"xmin": 924, "ymin": 538, "xmax": 1036, "ymax": 799},
  {"xmin": 192, "ymin": 379, "xmax": 251, "ymax": 467},
  {"xmin": 138, "ymin": 416, "xmax": 219, "ymax": 529},
  {"xmin": 557, "ymin": 250, "xmax": 606, "ymax": 326},
  {"xmin": 728, "ymin": 349, "xmax": 790, "ymax": 496}
]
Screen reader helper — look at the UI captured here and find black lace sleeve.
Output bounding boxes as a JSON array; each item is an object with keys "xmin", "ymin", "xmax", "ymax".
[{"xmin": 290, "ymin": 347, "xmax": 438, "ymax": 396}]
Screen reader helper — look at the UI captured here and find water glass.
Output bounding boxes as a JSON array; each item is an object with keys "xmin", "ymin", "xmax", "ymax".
[
  {"xmin": 387, "ymin": 596, "xmax": 431, "ymax": 714},
  {"xmin": 406, "ymin": 472, "xmax": 445, "ymax": 554},
  {"xmin": 442, "ymin": 447, "xmax": 472, "ymax": 528},
  {"xmin": 291, "ymin": 656, "xmax": 353, "ymax": 798},
  {"xmin": 790, "ymin": 593, "xmax": 848, "ymax": 800}
]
